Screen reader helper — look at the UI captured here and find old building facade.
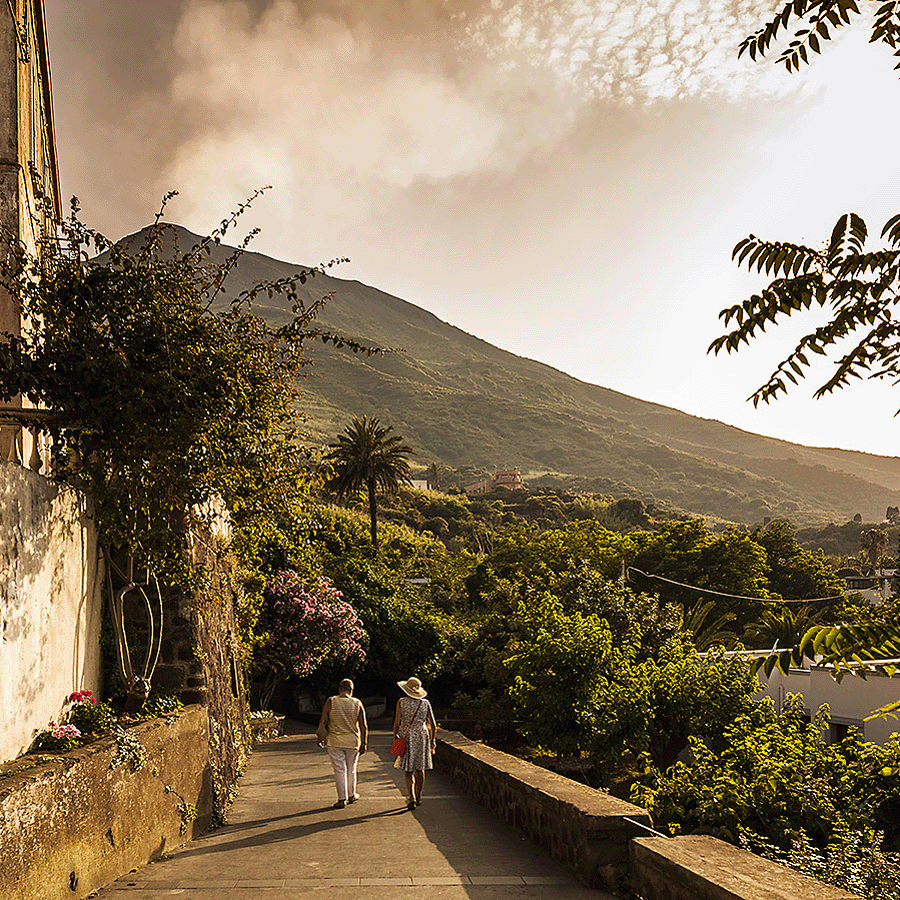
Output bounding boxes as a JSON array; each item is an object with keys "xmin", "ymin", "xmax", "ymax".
[{"xmin": 0, "ymin": 0, "xmax": 61, "ymax": 467}]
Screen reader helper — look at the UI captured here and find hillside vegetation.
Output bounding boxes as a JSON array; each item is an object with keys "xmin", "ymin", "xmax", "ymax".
[{"xmin": 127, "ymin": 224, "xmax": 900, "ymax": 526}]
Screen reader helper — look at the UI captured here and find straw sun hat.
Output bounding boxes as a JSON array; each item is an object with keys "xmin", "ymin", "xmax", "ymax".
[{"xmin": 397, "ymin": 677, "xmax": 427, "ymax": 698}]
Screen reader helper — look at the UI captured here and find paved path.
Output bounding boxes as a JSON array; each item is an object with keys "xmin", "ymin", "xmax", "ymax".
[{"xmin": 95, "ymin": 723, "xmax": 618, "ymax": 899}]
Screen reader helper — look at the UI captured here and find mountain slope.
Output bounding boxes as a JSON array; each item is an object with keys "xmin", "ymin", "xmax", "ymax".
[{"xmin": 123, "ymin": 225, "xmax": 900, "ymax": 525}]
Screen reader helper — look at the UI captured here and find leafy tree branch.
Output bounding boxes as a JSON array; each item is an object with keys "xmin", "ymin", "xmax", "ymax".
[{"xmin": 708, "ymin": 4, "xmax": 900, "ymax": 699}]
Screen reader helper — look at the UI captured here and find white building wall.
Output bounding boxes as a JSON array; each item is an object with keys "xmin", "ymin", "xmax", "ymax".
[
  {"xmin": 0, "ymin": 461, "xmax": 104, "ymax": 762},
  {"xmin": 759, "ymin": 665, "xmax": 900, "ymax": 746}
]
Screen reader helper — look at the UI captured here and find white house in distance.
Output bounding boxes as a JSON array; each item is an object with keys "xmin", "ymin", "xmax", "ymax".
[
  {"xmin": 757, "ymin": 661, "xmax": 900, "ymax": 746},
  {"xmin": 843, "ymin": 569, "xmax": 898, "ymax": 606}
]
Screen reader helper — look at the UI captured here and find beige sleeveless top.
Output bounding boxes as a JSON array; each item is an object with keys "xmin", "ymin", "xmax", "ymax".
[{"xmin": 326, "ymin": 695, "xmax": 362, "ymax": 749}]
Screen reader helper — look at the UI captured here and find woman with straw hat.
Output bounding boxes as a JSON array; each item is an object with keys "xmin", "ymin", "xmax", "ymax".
[{"xmin": 392, "ymin": 676, "xmax": 437, "ymax": 810}]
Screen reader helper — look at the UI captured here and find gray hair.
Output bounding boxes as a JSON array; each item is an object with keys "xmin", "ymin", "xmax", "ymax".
[{"xmin": 339, "ymin": 678, "xmax": 354, "ymax": 693}]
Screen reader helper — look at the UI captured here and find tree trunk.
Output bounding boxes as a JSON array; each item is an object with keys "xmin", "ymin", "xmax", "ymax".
[{"xmin": 367, "ymin": 477, "xmax": 378, "ymax": 549}]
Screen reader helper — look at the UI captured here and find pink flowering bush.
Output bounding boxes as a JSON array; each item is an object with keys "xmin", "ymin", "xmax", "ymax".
[
  {"xmin": 69, "ymin": 689, "xmax": 96, "ymax": 705},
  {"xmin": 253, "ymin": 571, "xmax": 367, "ymax": 708},
  {"xmin": 31, "ymin": 719, "xmax": 84, "ymax": 751}
]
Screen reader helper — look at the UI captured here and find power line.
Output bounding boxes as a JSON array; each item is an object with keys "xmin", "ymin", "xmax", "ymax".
[{"xmin": 626, "ymin": 567, "xmax": 845, "ymax": 605}]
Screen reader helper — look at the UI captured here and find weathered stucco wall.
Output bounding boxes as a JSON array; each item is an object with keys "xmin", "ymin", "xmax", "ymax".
[
  {"xmin": 0, "ymin": 705, "xmax": 212, "ymax": 900},
  {"xmin": 0, "ymin": 461, "xmax": 104, "ymax": 762}
]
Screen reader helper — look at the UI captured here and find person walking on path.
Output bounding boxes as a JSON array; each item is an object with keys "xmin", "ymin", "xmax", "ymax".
[
  {"xmin": 392, "ymin": 676, "xmax": 437, "ymax": 810},
  {"xmin": 317, "ymin": 678, "xmax": 367, "ymax": 809}
]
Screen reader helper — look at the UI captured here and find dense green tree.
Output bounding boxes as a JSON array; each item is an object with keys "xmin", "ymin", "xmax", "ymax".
[
  {"xmin": 589, "ymin": 637, "xmax": 758, "ymax": 771},
  {"xmin": 629, "ymin": 521, "xmax": 772, "ymax": 631},
  {"xmin": 0, "ymin": 198, "xmax": 337, "ymax": 578},
  {"xmin": 324, "ymin": 415, "xmax": 413, "ymax": 549},
  {"xmin": 504, "ymin": 595, "xmax": 621, "ymax": 758},
  {"xmin": 504, "ymin": 600, "xmax": 757, "ymax": 769},
  {"xmin": 751, "ymin": 521, "xmax": 845, "ymax": 602}
]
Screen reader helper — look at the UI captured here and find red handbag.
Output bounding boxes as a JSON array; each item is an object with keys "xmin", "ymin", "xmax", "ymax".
[{"xmin": 390, "ymin": 699, "xmax": 423, "ymax": 755}]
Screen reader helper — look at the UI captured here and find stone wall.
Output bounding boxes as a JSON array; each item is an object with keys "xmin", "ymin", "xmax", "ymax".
[
  {"xmin": 135, "ymin": 526, "xmax": 250, "ymax": 819},
  {"xmin": 0, "ymin": 454, "xmax": 248, "ymax": 811},
  {"xmin": 0, "ymin": 461, "xmax": 104, "ymax": 762},
  {"xmin": 0, "ymin": 705, "xmax": 212, "ymax": 900},
  {"xmin": 631, "ymin": 835, "xmax": 864, "ymax": 900},
  {"xmin": 435, "ymin": 729, "xmax": 652, "ymax": 891},
  {"xmin": 437, "ymin": 730, "xmax": 866, "ymax": 900}
]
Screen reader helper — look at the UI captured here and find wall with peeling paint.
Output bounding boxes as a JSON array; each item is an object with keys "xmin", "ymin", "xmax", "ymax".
[{"xmin": 0, "ymin": 461, "xmax": 104, "ymax": 762}]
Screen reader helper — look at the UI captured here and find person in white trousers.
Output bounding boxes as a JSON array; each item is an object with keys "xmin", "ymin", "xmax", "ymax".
[{"xmin": 317, "ymin": 679, "xmax": 367, "ymax": 808}]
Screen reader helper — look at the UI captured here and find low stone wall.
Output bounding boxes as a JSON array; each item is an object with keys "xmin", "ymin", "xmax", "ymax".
[
  {"xmin": 0, "ymin": 705, "xmax": 212, "ymax": 900},
  {"xmin": 435, "ymin": 729, "xmax": 653, "ymax": 891},
  {"xmin": 436, "ymin": 730, "xmax": 865, "ymax": 900},
  {"xmin": 631, "ymin": 835, "xmax": 864, "ymax": 900}
]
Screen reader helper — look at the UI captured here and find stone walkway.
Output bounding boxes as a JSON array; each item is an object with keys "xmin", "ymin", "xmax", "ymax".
[{"xmin": 93, "ymin": 722, "xmax": 618, "ymax": 898}]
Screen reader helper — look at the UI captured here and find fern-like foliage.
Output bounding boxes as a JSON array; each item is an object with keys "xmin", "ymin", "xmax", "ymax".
[
  {"xmin": 709, "ymin": 213, "xmax": 900, "ymax": 409},
  {"xmin": 752, "ymin": 621, "xmax": 900, "ymax": 679},
  {"xmin": 731, "ymin": 2, "xmax": 900, "ymax": 706},
  {"xmin": 751, "ymin": 621, "xmax": 900, "ymax": 722},
  {"xmin": 872, "ymin": 0, "xmax": 900, "ymax": 67},
  {"xmin": 739, "ymin": 0, "xmax": 900, "ymax": 71}
]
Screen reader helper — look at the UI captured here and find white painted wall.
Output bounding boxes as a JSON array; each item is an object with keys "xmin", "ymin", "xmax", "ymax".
[
  {"xmin": 759, "ymin": 664, "xmax": 900, "ymax": 746},
  {"xmin": 0, "ymin": 461, "xmax": 104, "ymax": 762}
]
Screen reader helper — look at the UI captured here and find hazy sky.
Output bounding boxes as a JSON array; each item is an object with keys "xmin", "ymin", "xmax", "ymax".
[{"xmin": 45, "ymin": 1, "xmax": 900, "ymax": 456}]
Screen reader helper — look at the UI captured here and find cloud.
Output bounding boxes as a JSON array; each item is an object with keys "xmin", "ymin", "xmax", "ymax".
[
  {"xmin": 162, "ymin": 0, "xmax": 823, "ymax": 257},
  {"xmin": 461, "ymin": 0, "xmax": 802, "ymax": 103},
  {"xmin": 162, "ymin": 1, "xmax": 519, "ymax": 249}
]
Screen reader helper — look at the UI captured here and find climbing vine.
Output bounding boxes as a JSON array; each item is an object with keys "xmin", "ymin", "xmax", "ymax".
[{"xmin": 0, "ymin": 190, "xmax": 380, "ymax": 701}]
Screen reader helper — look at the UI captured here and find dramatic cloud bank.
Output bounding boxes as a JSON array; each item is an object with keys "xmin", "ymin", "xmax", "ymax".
[
  {"xmin": 44, "ymin": 1, "xmax": 900, "ymax": 454},
  {"xmin": 149, "ymin": 3, "xmax": 780, "ymax": 262}
]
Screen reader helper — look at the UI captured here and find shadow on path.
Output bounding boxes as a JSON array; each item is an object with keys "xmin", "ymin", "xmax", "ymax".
[{"xmin": 94, "ymin": 721, "xmax": 617, "ymax": 899}]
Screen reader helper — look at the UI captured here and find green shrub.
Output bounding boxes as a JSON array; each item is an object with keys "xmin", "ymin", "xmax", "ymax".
[{"xmin": 632, "ymin": 696, "xmax": 900, "ymax": 855}]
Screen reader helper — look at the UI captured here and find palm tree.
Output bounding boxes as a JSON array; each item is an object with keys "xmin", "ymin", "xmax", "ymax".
[
  {"xmin": 860, "ymin": 528, "xmax": 889, "ymax": 601},
  {"xmin": 743, "ymin": 605, "xmax": 828, "ymax": 651},
  {"xmin": 325, "ymin": 416, "xmax": 413, "ymax": 549},
  {"xmin": 426, "ymin": 461, "xmax": 442, "ymax": 491},
  {"xmin": 859, "ymin": 529, "xmax": 888, "ymax": 574},
  {"xmin": 680, "ymin": 600, "xmax": 739, "ymax": 651}
]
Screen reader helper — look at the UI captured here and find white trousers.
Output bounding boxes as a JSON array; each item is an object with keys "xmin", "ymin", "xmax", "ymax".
[{"xmin": 327, "ymin": 746, "xmax": 360, "ymax": 800}]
